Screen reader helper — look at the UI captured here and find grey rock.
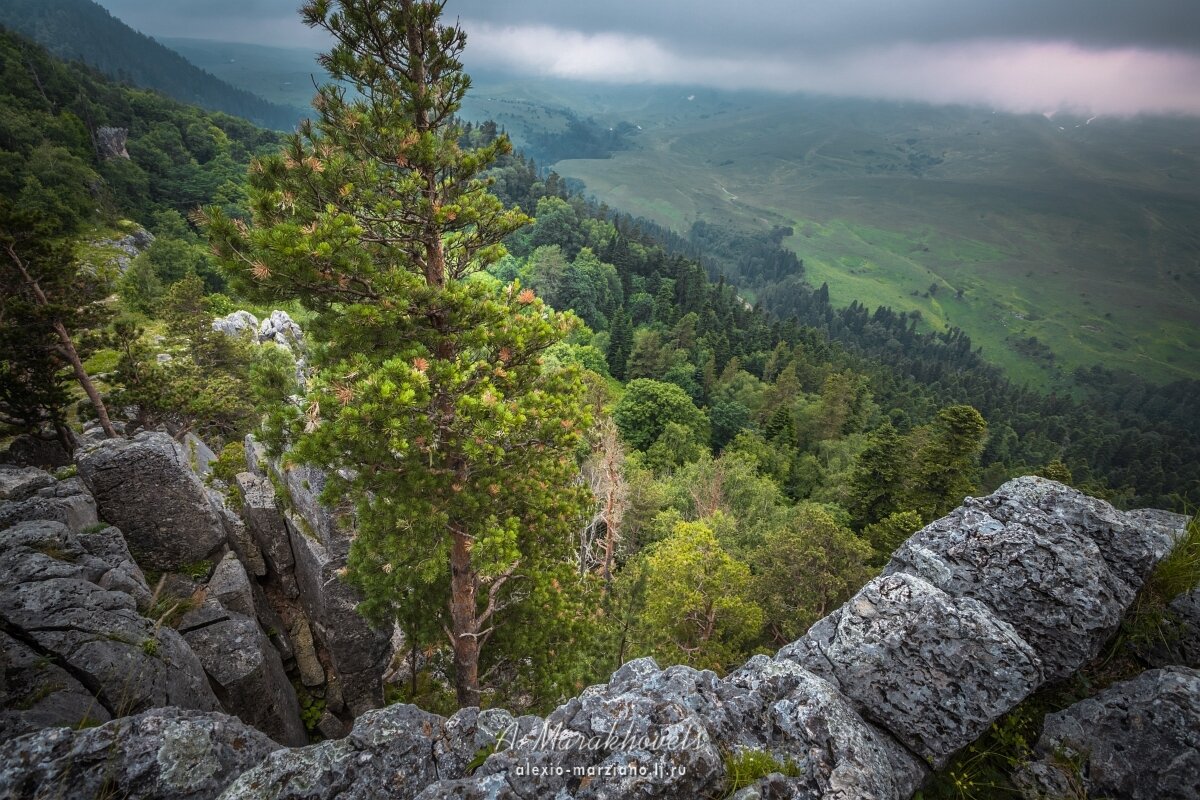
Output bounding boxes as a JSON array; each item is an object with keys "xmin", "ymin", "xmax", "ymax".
[
  {"xmin": 220, "ymin": 704, "xmax": 515, "ymax": 800},
  {"xmin": 987, "ymin": 477, "xmax": 1188, "ymax": 590},
  {"xmin": 289, "ymin": 616, "xmax": 326, "ymax": 688},
  {"xmin": 316, "ymin": 709, "xmax": 347, "ymax": 739},
  {"xmin": 1159, "ymin": 583, "xmax": 1200, "ymax": 668},
  {"xmin": 79, "ymin": 523, "xmax": 154, "ymax": 611},
  {"xmin": 0, "ymin": 629, "xmax": 111, "ymax": 738},
  {"xmin": 0, "ymin": 520, "xmax": 220, "ymax": 720},
  {"xmin": 0, "ymin": 433, "xmax": 73, "ymax": 469},
  {"xmin": 207, "ymin": 552, "xmax": 256, "ymax": 618},
  {"xmin": 1017, "ymin": 667, "xmax": 1200, "ymax": 800},
  {"xmin": 77, "ymin": 432, "xmax": 227, "ymax": 571},
  {"xmin": 778, "ymin": 571, "xmax": 1043, "ymax": 767},
  {"xmin": 209, "ymin": 488, "xmax": 267, "ymax": 577},
  {"xmin": 258, "ymin": 310, "xmax": 304, "ymax": 352},
  {"xmin": 0, "ymin": 477, "xmax": 98, "ymax": 533},
  {"xmin": 0, "ymin": 707, "xmax": 280, "ymax": 800},
  {"xmin": 0, "ymin": 466, "xmax": 54, "ymax": 502},
  {"xmin": 884, "ymin": 486, "xmax": 1138, "ymax": 678},
  {"xmin": 184, "ymin": 433, "xmax": 219, "ymax": 477},
  {"xmin": 212, "ymin": 310, "xmax": 260, "ymax": 339},
  {"xmin": 181, "ymin": 601, "xmax": 308, "ymax": 747},
  {"xmin": 236, "ymin": 471, "xmax": 296, "ymax": 593},
  {"xmin": 95, "ymin": 126, "xmax": 130, "ymax": 159}
]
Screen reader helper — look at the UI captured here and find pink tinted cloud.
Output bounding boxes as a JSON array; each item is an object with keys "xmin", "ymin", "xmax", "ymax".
[{"xmin": 464, "ymin": 22, "xmax": 1200, "ymax": 116}]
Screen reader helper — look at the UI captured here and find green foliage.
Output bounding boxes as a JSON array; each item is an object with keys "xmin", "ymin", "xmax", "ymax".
[
  {"xmin": 862, "ymin": 510, "xmax": 924, "ymax": 565},
  {"xmin": 754, "ymin": 504, "xmax": 874, "ymax": 644},
  {"xmin": 204, "ymin": 0, "xmax": 602, "ymax": 709},
  {"xmin": 624, "ymin": 518, "xmax": 764, "ymax": 672},
  {"xmin": 722, "ymin": 748, "xmax": 802, "ymax": 797},
  {"xmin": 110, "ymin": 275, "xmax": 266, "ymax": 445},
  {"xmin": 141, "ymin": 636, "xmax": 160, "ymax": 657},
  {"xmin": 613, "ymin": 379, "xmax": 710, "ymax": 453},
  {"xmin": 907, "ymin": 405, "xmax": 988, "ymax": 521}
]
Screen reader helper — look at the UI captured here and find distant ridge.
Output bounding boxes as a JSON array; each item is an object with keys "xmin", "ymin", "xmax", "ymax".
[{"xmin": 0, "ymin": 0, "xmax": 305, "ymax": 130}]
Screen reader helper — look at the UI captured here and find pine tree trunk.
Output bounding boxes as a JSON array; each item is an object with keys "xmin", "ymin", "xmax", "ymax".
[
  {"xmin": 8, "ymin": 244, "xmax": 118, "ymax": 439},
  {"xmin": 449, "ymin": 526, "xmax": 481, "ymax": 707}
]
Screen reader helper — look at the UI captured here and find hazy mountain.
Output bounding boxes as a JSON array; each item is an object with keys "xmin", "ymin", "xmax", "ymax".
[{"xmin": 0, "ymin": 0, "xmax": 305, "ymax": 130}]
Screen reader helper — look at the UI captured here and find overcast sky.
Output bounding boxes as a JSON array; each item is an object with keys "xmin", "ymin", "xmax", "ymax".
[{"xmin": 95, "ymin": 0, "xmax": 1200, "ymax": 115}]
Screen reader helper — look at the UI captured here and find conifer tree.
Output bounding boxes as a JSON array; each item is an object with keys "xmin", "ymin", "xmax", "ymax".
[{"xmin": 205, "ymin": 0, "xmax": 598, "ymax": 708}]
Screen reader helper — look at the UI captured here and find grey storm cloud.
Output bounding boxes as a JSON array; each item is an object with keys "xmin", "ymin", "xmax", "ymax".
[
  {"xmin": 93, "ymin": 1, "xmax": 1200, "ymax": 115},
  {"xmin": 96, "ymin": 0, "xmax": 1200, "ymax": 53}
]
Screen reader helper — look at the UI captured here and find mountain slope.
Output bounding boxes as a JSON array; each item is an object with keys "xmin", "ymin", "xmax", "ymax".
[{"xmin": 0, "ymin": 0, "xmax": 305, "ymax": 130}]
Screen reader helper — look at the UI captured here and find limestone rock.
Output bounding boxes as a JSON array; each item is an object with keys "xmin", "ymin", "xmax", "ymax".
[
  {"xmin": 1017, "ymin": 667, "xmax": 1200, "ymax": 800},
  {"xmin": 0, "ymin": 629, "xmax": 111, "ymax": 738},
  {"xmin": 0, "ymin": 433, "xmax": 73, "ymax": 469},
  {"xmin": 77, "ymin": 432, "xmax": 227, "ymax": 570},
  {"xmin": 0, "ymin": 466, "xmax": 54, "ymax": 502},
  {"xmin": 258, "ymin": 310, "xmax": 304, "ymax": 352},
  {"xmin": 884, "ymin": 481, "xmax": 1147, "ymax": 678},
  {"xmin": 220, "ymin": 704, "xmax": 525, "ymax": 800},
  {"xmin": 95, "ymin": 126, "xmax": 130, "ymax": 159},
  {"xmin": 0, "ymin": 520, "xmax": 220, "ymax": 724},
  {"xmin": 212, "ymin": 310, "xmax": 260, "ymax": 339},
  {"xmin": 235, "ymin": 471, "xmax": 297, "ymax": 594},
  {"xmin": 0, "ymin": 476, "xmax": 98, "ymax": 532},
  {"xmin": 180, "ymin": 601, "xmax": 308, "ymax": 747},
  {"xmin": 207, "ymin": 552, "xmax": 256, "ymax": 618},
  {"xmin": 779, "ymin": 571, "xmax": 1043, "ymax": 767},
  {"xmin": 0, "ymin": 707, "xmax": 279, "ymax": 800}
]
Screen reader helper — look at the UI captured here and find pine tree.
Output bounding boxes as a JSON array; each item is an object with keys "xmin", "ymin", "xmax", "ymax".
[
  {"xmin": 205, "ymin": 0, "xmax": 598, "ymax": 708},
  {"xmin": 605, "ymin": 305, "xmax": 632, "ymax": 379}
]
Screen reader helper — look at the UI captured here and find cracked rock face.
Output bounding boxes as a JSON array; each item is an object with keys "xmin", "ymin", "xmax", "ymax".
[
  {"xmin": 0, "ymin": 519, "xmax": 219, "ymax": 732},
  {"xmin": 1017, "ymin": 667, "xmax": 1200, "ymax": 800},
  {"xmin": 77, "ymin": 432, "xmax": 227, "ymax": 571},
  {"xmin": 219, "ymin": 704, "xmax": 535, "ymax": 800},
  {"xmin": 0, "ymin": 476, "xmax": 98, "ymax": 533},
  {"xmin": 0, "ymin": 707, "xmax": 280, "ymax": 800}
]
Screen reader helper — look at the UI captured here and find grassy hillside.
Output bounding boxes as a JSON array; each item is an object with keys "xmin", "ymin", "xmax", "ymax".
[
  {"xmin": 464, "ymin": 82, "xmax": 1200, "ymax": 387},
  {"xmin": 0, "ymin": 0, "xmax": 305, "ymax": 130}
]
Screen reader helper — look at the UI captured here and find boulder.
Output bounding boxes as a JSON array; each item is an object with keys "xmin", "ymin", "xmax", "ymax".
[
  {"xmin": 0, "ymin": 432, "xmax": 73, "ymax": 469},
  {"xmin": 0, "ymin": 707, "xmax": 280, "ymax": 800},
  {"xmin": 883, "ymin": 478, "xmax": 1165, "ymax": 678},
  {"xmin": 219, "ymin": 704, "xmax": 531, "ymax": 800},
  {"xmin": 778, "ymin": 571, "xmax": 1043, "ymax": 767},
  {"xmin": 206, "ymin": 552, "xmax": 256, "ymax": 619},
  {"xmin": 77, "ymin": 432, "xmax": 227, "ymax": 571},
  {"xmin": 1017, "ymin": 667, "xmax": 1200, "ymax": 800},
  {"xmin": 0, "ymin": 476, "xmax": 98, "ymax": 532},
  {"xmin": 180, "ymin": 601, "xmax": 308, "ymax": 747},
  {"xmin": 0, "ymin": 465, "xmax": 54, "ymax": 502},
  {"xmin": 212, "ymin": 310, "xmax": 260, "ymax": 339},
  {"xmin": 208, "ymin": 487, "xmax": 267, "ymax": 577},
  {"xmin": 0, "ymin": 520, "xmax": 220, "ymax": 722},
  {"xmin": 0, "ymin": 629, "xmax": 110, "ymax": 739},
  {"xmin": 258, "ymin": 310, "xmax": 304, "ymax": 352},
  {"xmin": 235, "ymin": 471, "xmax": 297, "ymax": 593}
]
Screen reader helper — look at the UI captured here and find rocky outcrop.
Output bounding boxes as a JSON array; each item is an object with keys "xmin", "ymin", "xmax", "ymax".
[
  {"xmin": 180, "ymin": 598, "xmax": 308, "ymax": 747},
  {"xmin": 0, "ymin": 475, "xmax": 98, "ymax": 532},
  {"xmin": 95, "ymin": 126, "xmax": 130, "ymax": 159},
  {"xmin": 1017, "ymin": 667, "xmax": 1200, "ymax": 800},
  {"xmin": 0, "ymin": 707, "xmax": 280, "ymax": 800},
  {"xmin": 3, "ymin": 478, "xmax": 1191, "ymax": 800},
  {"xmin": 77, "ymin": 432, "xmax": 227, "ymax": 571},
  {"xmin": 212, "ymin": 310, "xmax": 260, "ymax": 339},
  {"xmin": 220, "ymin": 704, "xmax": 538, "ymax": 800},
  {"xmin": 258, "ymin": 310, "xmax": 304, "ymax": 353},
  {"xmin": 0, "ymin": 519, "xmax": 219, "ymax": 735},
  {"xmin": 0, "ymin": 466, "xmax": 54, "ymax": 502},
  {"xmin": 244, "ymin": 442, "xmax": 390, "ymax": 716},
  {"xmin": 235, "ymin": 471, "xmax": 298, "ymax": 595}
]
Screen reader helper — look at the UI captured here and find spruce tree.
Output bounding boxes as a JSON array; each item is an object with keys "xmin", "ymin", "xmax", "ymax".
[{"xmin": 205, "ymin": 0, "xmax": 598, "ymax": 708}]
